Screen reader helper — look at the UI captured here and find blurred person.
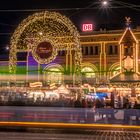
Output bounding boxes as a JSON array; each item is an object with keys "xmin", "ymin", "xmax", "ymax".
[
  {"xmin": 81, "ymin": 99, "xmax": 87, "ymax": 108},
  {"xmin": 74, "ymin": 98, "xmax": 82, "ymax": 108}
]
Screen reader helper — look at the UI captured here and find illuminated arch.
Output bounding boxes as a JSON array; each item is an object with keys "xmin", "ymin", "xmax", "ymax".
[
  {"xmin": 9, "ymin": 11, "xmax": 81, "ymax": 82},
  {"xmin": 43, "ymin": 63, "xmax": 64, "ymax": 84},
  {"xmin": 81, "ymin": 63, "xmax": 98, "ymax": 72},
  {"xmin": 81, "ymin": 67, "xmax": 95, "ymax": 78},
  {"xmin": 109, "ymin": 62, "xmax": 121, "ymax": 79},
  {"xmin": 43, "ymin": 63, "xmax": 64, "ymax": 72},
  {"xmin": 81, "ymin": 63, "xmax": 98, "ymax": 84}
]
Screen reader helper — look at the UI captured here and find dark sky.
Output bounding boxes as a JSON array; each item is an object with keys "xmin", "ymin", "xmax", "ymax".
[{"xmin": 0, "ymin": 0, "xmax": 140, "ymax": 57}]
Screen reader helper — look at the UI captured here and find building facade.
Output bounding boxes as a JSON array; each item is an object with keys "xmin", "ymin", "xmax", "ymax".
[
  {"xmin": 1, "ymin": 12, "xmax": 140, "ymax": 87},
  {"xmin": 80, "ymin": 26, "xmax": 140, "ymax": 85}
]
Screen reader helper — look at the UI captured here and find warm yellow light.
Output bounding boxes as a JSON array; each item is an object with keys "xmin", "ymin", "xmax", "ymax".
[{"xmin": 9, "ymin": 11, "xmax": 82, "ymax": 83}]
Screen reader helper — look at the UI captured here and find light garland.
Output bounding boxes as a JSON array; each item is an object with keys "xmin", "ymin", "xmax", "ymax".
[{"xmin": 9, "ymin": 11, "xmax": 82, "ymax": 83}]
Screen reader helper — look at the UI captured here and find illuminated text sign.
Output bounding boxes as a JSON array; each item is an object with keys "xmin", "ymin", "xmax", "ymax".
[{"xmin": 82, "ymin": 24, "xmax": 93, "ymax": 32}]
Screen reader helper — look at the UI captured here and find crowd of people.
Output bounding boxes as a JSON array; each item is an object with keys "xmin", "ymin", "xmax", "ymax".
[
  {"xmin": 0, "ymin": 90, "xmax": 139, "ymax": 109},
  {"xmin": 0, "ymin": 91, "xmax": 104, "ymax": 108}
]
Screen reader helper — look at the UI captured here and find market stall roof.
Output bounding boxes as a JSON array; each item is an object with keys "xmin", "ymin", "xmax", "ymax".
[
  {"xmin": 58, "ymin": 85, "xmax": 69, "ymax": 94},
  {"xmin": 110, "ymin": 72, "xmax": 140, "ymax": 83}
]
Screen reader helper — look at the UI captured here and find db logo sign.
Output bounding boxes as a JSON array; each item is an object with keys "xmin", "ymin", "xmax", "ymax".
[{"xmin": 82, "ymin": 24, "xmax": 93, "ymax": 32}]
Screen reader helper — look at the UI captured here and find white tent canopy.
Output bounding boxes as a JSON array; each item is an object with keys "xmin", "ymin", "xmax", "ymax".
[{"xmin": 57, "ymin": 85, "xmax": 69, "ymax": 94}]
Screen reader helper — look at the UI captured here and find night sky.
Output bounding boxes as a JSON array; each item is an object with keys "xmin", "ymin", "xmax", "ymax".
[{"xmin": 0, "ymin": 0, "xmax": 140, "ymax": 58}]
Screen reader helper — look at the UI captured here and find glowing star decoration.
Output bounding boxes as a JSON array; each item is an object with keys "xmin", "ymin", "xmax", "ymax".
[
  {"xmin": 82, "ymin": 24, "xmax": 93, "ymax": 32},
  {"xmin": 125, "ymin": 17, "xmax": 131, "ymax": 27}
]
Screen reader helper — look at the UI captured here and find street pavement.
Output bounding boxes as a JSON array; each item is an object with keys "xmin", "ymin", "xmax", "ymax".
[{"xmin": 0, "ymin": 129, "xmax": 139, "ymax": 140}]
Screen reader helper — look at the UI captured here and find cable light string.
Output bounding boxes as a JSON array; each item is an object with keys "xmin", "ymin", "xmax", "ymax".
[
  {"xmin": 0, "ymin": 1, "xmax": 140, "ymax": 28},
  {"xmin": 113, "ymin": 1, "xmax": 140, "ymax": 12},
  {"xmin": 0, "ymin": 1, "xmax": 139, "ymax": 12}
]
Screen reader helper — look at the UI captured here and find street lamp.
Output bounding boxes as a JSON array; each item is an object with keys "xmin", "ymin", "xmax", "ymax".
[
  {"xmin": 100, "ymin": 0, "xmax": 110, "ymax": 9},
  {"xmin": 102, "ymin": 0, "xmax": 108, "ymax": 6},
  {"xmin": 5, "ymin": 45, "xmax": 9, "ymax": 51}
]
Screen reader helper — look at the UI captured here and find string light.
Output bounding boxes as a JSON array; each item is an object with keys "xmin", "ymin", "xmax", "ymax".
[{"xmin": 9, "ymin": 11, "xmax": 82, "ymax": 83}]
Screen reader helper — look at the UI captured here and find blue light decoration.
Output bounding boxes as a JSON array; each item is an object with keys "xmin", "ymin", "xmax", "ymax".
[
  {"xmin": 95, "ymin": 92, "xmax": 108, "ymax": 98},
  {"xmin": 88, "ymin": 92, "xmax": 108, "ymax": 99}
]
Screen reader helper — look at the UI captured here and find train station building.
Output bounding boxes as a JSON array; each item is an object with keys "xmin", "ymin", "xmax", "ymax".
[{"xmin": 0, "ymin": 11, "xmax": 139, "ymax": 106}]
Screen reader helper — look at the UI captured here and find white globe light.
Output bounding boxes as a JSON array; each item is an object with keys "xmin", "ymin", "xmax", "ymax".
[
  {"xmin": 39, "ymin": 32, "xmax": 43, "ymax": 35},
  {"xmin": 6, "ymin": 45, "xmax": 9, "ymax": 50},
  {"xmin": 102, "ymin": 0, "xmax": 108, "ymax": 6}
]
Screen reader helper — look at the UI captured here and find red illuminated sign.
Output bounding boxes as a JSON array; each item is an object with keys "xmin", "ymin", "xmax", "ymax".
[
  {"xmin": 36, "ymin": 41, "xmax": 53, "ymax": 59},
  {"xmin": 82, "ymin": 24, "xmax": 93, "ymax": 32}
]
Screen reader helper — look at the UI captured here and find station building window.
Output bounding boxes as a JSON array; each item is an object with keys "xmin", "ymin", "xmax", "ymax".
[
  {"xmin": 81, "ymin": 67, "xmax": 95, "ymax": 78},
  {"xmin": 94, "ymin": 46, "xmax": 99, "ymax": 55},
  {"xmin": 109, "ymin": 45, "xmax": 113, "ymax": 55},
  {"xmin": 44, "ymin": 67, "xmax": 63, "ymax": 84},
  {"xmin": 85, "ymin": 46, "xmax": 88, "ymax": 55},
  {"xmin": 90, "ymin": 46, "xmax": 93, "ymax": 55},
  {"xmin": 82, "ymin": 46, "xmax": 99, "ymax": 56},
  {"xmin": 108, "ymin": 45, "xmax": 118, "ymax": 55}
]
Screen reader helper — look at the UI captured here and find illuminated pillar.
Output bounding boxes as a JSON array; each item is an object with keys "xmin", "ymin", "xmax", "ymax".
[
  {"xmin": 9, "ymin": 47, "xmax": 17, "ymax": 85},
  {"xmin": 66, "ymin": 48, "xmax": 69, "ymax": 71},
  {"xmin": 104, "ymin": 43, "xmax": 107, "ymax": 76},
  {"xmin": 38, "ymin": 63, "xmax": 40, "ymax": 82},
  {"xmin": 88, "ymin": 46, "xmax": 90, "ymax": 55},
  {"xmin": 74, "ymin": 46, "xmax": 82, "ymax": 85},
  {"xmin": 66, "ymin": 44, "xmax": 73, "ymax": 73},
  {"xmin": 26, "ymin": 51, "xmax": 29, "ymax": 83},
  {"xmin": 100, "ymin": 42, "xmax": 106, "ymax": 78},
  {"xmin": 70, "ymin": 48, "xmax": 72, "ymax": 73},
  {"xmin": 65, "ymin": 44, "xmax": 73, "ymax": 83}
]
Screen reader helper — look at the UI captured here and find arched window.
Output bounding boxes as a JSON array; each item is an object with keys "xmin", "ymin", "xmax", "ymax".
[
  {"xmin": 90, "ymin": 46, "xmax": 93, "ymax": 55},
  {"xmin": 81, "ymin": 67, "xmax": 95, "ymax": 78},
  {"xmin": 113, "ymin": 67, "xmax": 121, "ymax": 76},
  {"xmin": 94, "ymin": 46, "xmax": 99, "ymax": 55},
  {"xmin": 109, "ymin": 45, "xmax": 113, "ymax": 55},
  {"xmin": 85, "ymin": 47, "xmax": 88, "ymax": 55},
  {"xmin": 44, "ymin": 67, "xmax": 63, "ymax": 84}
]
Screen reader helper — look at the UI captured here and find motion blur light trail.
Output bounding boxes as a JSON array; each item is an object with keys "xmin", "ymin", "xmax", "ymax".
[{"xmin": 0, "ymin": 122, "xmax": 139, "ymax": 130}]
